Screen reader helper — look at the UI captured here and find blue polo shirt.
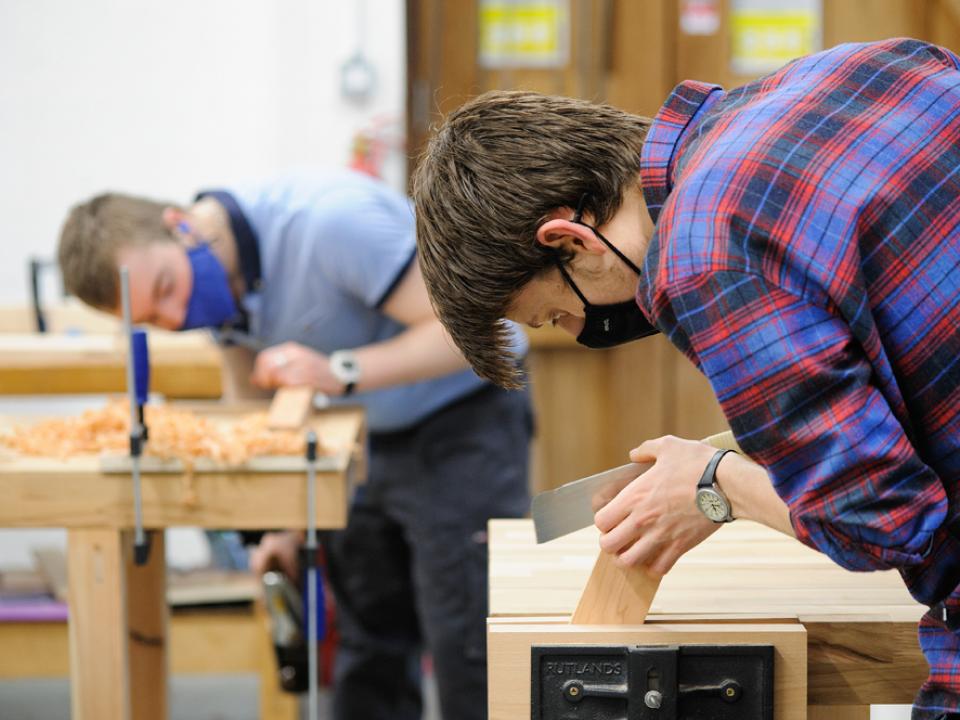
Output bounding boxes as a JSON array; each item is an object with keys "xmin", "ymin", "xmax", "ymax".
[{"xmin": 199, "ymin": 169, "xmax": 528, "ymax": 433}]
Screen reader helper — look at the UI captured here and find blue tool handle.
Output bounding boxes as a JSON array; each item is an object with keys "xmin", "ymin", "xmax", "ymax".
[
  {"xmin": 132, "ymin": 329, "xmax": 150, "ymax": 405},
  {"xmin": 299, "ymin": 546, "xmax": 326, "ymax": 641}
]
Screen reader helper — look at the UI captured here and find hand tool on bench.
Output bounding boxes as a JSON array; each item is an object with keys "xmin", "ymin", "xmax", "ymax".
[{"xmin": 119, "ymin": 266, "xmax": 152, "ymax": 565}]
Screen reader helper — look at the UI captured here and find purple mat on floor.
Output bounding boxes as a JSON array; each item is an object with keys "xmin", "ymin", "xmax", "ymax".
[{"xmin": 0, "ymin": 595, "xmax": 68, "ymax": 622}]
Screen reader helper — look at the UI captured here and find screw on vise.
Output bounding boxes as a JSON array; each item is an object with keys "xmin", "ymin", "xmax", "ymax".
[
  {"xmin": 561, "ymin": 678, "xmax": 628, "ymax": 704},
  {"xmin": 678, "ymin": 679, "xmax": 742, "ymax": 703}
]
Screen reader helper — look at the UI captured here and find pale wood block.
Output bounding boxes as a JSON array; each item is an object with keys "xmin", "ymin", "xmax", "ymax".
[
  {"xmin": 488, "ymin": 621, "xmax": 807, "ymax": 720},
  {"xmin": 570, "ymin": 550, "xmax": 660, "ymax": 624},
  {"xmin": 267, "ymin": 386, "xmax": 314, "ymax": 430}
]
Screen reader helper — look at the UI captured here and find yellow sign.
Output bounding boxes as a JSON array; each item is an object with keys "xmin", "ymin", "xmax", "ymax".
[
  {"xmin": 479, "ymin": 0, "xmax": 569, "ymax": 69},
  {"xmin": 730, "ymin": 0, "xmax": 822, "ymax": 75}
]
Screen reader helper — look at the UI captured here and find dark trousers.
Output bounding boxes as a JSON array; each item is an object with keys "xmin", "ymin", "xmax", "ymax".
[{"xmin": 323, "ymin": 385, "xmax": 533, "ymax": 720}]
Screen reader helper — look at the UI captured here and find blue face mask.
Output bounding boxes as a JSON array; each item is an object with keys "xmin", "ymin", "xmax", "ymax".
[{"xmin": 180, "ymin": 244, "xmax": 239, "ymax": 330}]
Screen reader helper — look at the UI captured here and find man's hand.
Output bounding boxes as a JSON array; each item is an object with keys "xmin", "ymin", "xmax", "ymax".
[
  {"xmin": 250, "ymin": 342, "xmax": 346, "ymax": 394},
  {"xmin": 594, "ymin": 435, "xmax": 723, "ymax": 578},
  {"xmin": 248, "ymin": 530, "xmax": 303, "ymax": 581}
]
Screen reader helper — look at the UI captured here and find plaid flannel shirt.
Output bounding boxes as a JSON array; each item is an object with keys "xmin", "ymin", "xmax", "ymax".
[{"xmin": 637, "ymin": 38, "xmax": 960, "ymax": 717}]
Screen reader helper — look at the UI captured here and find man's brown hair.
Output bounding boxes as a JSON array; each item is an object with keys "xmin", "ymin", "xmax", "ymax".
[
  {"xmin": 58, "ymin": 193, "xmax": 176, "ymax": 310},
  {"xmin": 412, "ymin": 90, "xmax": 651, "ymax": 388}
]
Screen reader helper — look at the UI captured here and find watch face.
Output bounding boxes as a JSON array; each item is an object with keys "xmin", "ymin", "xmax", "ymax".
[
  {"xmin": 332, "ymin": 353, "xmax": 361, "ymax": 384},
  {"xmin": 697, "ymin": 488, "xmax": 729, "ymax": 522}
]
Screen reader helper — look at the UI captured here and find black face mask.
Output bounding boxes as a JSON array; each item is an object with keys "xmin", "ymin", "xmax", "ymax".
[{"xmin": 551, "ymin": 197, "xmax": 660, "ymax": 349}]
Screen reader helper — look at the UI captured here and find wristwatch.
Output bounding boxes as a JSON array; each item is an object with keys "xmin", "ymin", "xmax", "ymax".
[
  {"xmin": 329, "ymin": 350, "xmax": 361, "ymax": 396},
  {"xmin": 695, "ymin": 448, "xmax": 737, "ymax": 523}
]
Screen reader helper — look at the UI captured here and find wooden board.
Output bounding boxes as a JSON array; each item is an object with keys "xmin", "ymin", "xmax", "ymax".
[
  {"xmin": 489, "ymin": 519, "xmax": 928, "ymax": 706},
  {"xmin": 266, "ymin": 386, "xmax": 315, "ymax": 430},
  {"xmin": 488, "ymin": 621, "xmax": 807, "ymax": 720},
  {"xmin": 0, "ymin": 405, "xmax": 365, "ymax": 530},
  {"xmin": 0, "ymin": 332, "xmax": 223, "ymax": 398},
  {"xmin": 570, "ymin": 549, "xmax": 660, "ymax": 625}
]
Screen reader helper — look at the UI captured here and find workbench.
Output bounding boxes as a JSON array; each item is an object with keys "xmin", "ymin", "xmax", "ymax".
[
  {"xmin": 0, "ymin": 403, "xmax": 365, "ymax": 720},
  {"xmin": 488, "ymin": 519, "xmax": 928, "ymax": 720}
]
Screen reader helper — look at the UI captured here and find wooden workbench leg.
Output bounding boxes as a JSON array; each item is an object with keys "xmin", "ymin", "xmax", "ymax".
[
  {"xmin": 67, "ymin": 529, "xmax": 168, "ymax": 720},
  {"xmin": 809, "ymin": 706, "xmax": 870, "ymax": 720},
  {"xmin": 255, "ymin": 599, "xmax": 300, "ymax": 720},
  {"xmin": 127, "ymin": 531, "xmax": 168, "ymax": 720}
]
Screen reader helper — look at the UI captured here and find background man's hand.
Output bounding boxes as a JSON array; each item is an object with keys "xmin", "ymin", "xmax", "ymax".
[
  {"xmin": 251, "ymin": 342, "xmax": 346, "ymax": 394},
  {"xmin": 248, "ymin": 530, "xmax": 303, "ymax": 581},
  {"xmin": 594, "ymin": 435, "xmax": 722, "ymax": 577}
]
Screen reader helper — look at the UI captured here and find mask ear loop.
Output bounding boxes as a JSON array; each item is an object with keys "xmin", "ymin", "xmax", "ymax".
[
  {"xmin": 176, "ymin": 220, "xmax": 222, "ymax": 252},
  {"xmin": 551, "ymin": 250, "xmax": 591, "ymax": 306},
  {"xmin": 569, "ymin": 193, "xmax": 643, "ymax": 277},
  {"xmin": 545, "ymin": 192, "xmax": 593, "ymax": 307}
]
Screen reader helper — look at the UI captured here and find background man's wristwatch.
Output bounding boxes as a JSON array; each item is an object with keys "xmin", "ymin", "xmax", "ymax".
[
  {"xmin": 329, "ymin": 350, "xmax": 361, "ymax": 396},
  {"xmin": 695, "ymin": 448, "xmax": 737, "ymax": 523}
]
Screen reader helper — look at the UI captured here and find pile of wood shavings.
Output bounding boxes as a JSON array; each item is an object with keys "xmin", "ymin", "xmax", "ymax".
[{"xmin": 0, "ymin": 399, "xmax": 319, "ymax": 465}]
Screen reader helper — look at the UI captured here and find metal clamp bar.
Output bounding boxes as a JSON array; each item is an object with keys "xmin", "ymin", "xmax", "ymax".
[{"xmin": 304, "ymin": 430, "xmax": 319, "ymax": 720}]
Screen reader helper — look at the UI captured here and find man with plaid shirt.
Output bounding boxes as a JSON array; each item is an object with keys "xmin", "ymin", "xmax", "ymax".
[{"xmin": 412, "ymin": 38, "xmax": 960, "ymax": 718}]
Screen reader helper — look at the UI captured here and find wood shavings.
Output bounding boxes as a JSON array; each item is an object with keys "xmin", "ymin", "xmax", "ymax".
[{"xmin": 0, "ymin": 398, "xmax": 323, "ymax": 466}]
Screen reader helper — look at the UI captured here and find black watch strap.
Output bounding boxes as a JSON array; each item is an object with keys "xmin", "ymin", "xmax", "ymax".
[
  {"xmin": 698, "ymin": 448, "xmax": 736, "ymax": 490},
  {"xmin": 343, "ymin": 381, "xmax": 356, "ymax": 396}
]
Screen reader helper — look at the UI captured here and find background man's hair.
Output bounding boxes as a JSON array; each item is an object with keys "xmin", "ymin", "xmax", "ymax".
[
  {"xmin": 412, "ymin": 90, "xmax": 651, "ymax": 388},
  {"xmin": 58, "ymin": 193, "xmax": 176, "ymax": 310}
]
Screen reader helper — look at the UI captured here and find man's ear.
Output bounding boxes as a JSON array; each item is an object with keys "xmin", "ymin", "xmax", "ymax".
[
  {"xmin": 161, "ymin": 207, "xmax": 188, "ymax": 234},
  {"xmin": 535, "ymin": 218, "xmax": 607, "ymax": 256}
]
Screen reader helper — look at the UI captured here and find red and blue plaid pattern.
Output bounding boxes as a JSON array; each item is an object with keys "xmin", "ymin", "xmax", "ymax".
[{"xmin": 637, "ymin": 38, "xmax": 960, "ymax": 717}]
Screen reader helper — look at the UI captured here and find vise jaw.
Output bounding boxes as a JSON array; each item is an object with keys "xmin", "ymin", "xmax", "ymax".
[{"xmin": 531, "ymin": 643, "xmax": 774, "ymax": 720}]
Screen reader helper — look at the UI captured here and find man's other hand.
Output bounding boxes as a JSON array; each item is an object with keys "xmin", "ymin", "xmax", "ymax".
[
  {"xmin": 251, "ymin": 342, "xmax": 345, "ymax": 394},
  {"xmin": 248, "ymin": 530, "xmax": 302, "ymax": 580}
]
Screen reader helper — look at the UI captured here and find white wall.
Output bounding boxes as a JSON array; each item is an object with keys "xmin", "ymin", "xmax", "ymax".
[{"xmin": 0, "ymin": 0, "xmax": 407, "ymax": 306}]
